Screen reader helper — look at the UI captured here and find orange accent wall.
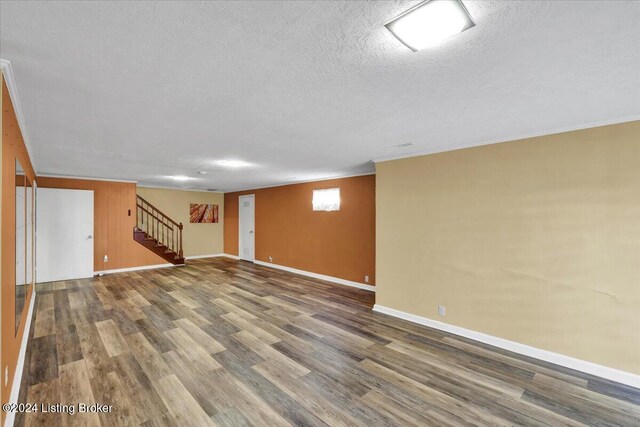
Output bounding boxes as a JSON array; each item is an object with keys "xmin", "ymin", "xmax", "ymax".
[
  {"xmin": 224, "ymin": 175, "xmax": 376, "ymax": 285},
  {"xmin": 1, "ymin": 77, "xmax": 36, "ymax": 420},
  {"xmin": 37, "ymin": 177, "xmax": 166, "ymax": 271}
]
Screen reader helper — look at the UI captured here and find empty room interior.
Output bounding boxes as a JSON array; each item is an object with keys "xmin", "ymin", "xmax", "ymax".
[{"xmin": 1, "ymin": 1, "xmax": 639, "ymax": 426}]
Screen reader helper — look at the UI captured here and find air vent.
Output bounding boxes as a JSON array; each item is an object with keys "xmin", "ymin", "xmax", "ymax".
[{"xmin": 207, "ymin": 189, "xmax": 219, "ymax": 192}]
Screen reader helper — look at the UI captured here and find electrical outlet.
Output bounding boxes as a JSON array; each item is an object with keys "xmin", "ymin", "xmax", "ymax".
[
  {"xmin": 364, "ymin": 275, "xmax": 369, "ymax": 283},
  {"xmin": 268, "ymin": 256, "xmax": 273, "ymax": 263},
  {"xmin": 103, "ymin": 255, "xmax": 108, "ymax": 263},
  {"xmin": 4, "ymin": 366, "xmax": 8, "ymax": 386},
  {"xmin": 438, "ymin": 305, "xmax": 446, "ymax": 316}
]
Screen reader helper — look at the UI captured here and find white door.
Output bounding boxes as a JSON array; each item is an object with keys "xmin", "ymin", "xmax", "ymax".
[
  {"xmin": 37, "ymin": 188, "xmax": 94, "ymax": 282},
  {"xmin": 239, "ymin": 194, "xmax": 255, "ymax": 262}
]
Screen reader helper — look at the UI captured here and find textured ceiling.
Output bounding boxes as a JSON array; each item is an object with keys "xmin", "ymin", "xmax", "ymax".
[{"xmin": 1, "ymin": 1, "xmax": 639, "ymax": 191}]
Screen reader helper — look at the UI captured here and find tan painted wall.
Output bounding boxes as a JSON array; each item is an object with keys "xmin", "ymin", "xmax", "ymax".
[
  {"xmin": 137, "ymin": 187, "xmax": 224, "ymax": 257},
  {"xmin": 376, "ymin": 121, "xmax": 640, "ymax": 375}
]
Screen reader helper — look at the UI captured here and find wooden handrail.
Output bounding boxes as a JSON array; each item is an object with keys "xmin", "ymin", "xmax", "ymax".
[
  {"xmin": 136, "ymin": 195, "xmax": 181, "ymax": 228},
  {"xmin": 137, "ymin": 206, "xmax": 174, "ymax": 230}
]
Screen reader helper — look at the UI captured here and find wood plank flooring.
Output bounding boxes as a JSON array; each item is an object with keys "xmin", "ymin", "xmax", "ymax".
[{"xmin": 15, "ymin": 258, "xmax": 640, "ymax": 426}]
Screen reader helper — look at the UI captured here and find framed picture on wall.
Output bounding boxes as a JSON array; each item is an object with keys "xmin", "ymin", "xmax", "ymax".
[{"xmin": 190, "ymin": 203, "xmax": 219, "ymax": 223}]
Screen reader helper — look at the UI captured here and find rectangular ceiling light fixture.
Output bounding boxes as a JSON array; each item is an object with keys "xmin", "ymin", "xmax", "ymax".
[{"xmin": 385, "ymin": 0, "xmax": 475, "ymax": 51}]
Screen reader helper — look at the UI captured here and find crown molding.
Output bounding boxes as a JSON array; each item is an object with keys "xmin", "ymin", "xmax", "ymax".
[
  {"xmin": 226, "ymin": 171, "xmax": 376, "ymax": 194},
  {"xmin": 137, "ymin": 184, "xmax": 223, "ymax": 193},
  {"xmin": 371, "ymin": 114, "xmax": 640, "ymax": 164},
  {"xmin": 1, "ymin": 58, "xmax": 37, "ymax": 171},
  {"xmin": 37, "ymin": 173, "xmax": 137, "ymax": 184}
]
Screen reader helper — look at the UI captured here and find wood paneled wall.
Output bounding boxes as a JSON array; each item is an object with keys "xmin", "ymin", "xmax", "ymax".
[
  {"xmin": 36, "ymin": 177, "xmax": 165, "ymax": 272},
  {"xmin": 1, "ymin": 75, "xmax": 36, "ymax": 421},
  {"xmin": 224, "ymin": 175, "xmax": 376, "ymax": 285}
]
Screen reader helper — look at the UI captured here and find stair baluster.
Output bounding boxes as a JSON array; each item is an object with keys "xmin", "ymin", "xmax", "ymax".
[{"xmin": 133, "ymin": 195, "xmax": 185, "ymax": 265}]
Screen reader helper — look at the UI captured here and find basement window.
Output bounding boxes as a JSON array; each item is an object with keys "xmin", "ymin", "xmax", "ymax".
[{"xmin": 313, "ymin": 188, "xmax": 340, "ymax": 211}]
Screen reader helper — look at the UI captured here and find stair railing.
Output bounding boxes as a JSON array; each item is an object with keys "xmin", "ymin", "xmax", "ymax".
[{"xmin": 136, "ymin": 195, "xmax": 183, "ymax": 258}]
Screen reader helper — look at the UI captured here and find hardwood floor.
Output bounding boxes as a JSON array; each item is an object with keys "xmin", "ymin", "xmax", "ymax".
[{"xmin": 15, "ymin": 258, "xmax": 640, "ymax": 426}]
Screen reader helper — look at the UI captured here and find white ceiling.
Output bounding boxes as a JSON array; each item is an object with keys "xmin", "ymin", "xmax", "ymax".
[{"xmin": 1, "ymin": 1, "xmax": 639, "ymax": 191}]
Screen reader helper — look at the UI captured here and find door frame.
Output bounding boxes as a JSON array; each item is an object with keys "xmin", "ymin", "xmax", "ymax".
[{"xmin": 238, "ymin": 194, "xmax": 255, "ymax": 262}]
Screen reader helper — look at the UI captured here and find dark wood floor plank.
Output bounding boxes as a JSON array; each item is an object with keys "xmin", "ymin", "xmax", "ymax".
[
  {"xmin": 134, "ymin": 318, "xmax": 175, "ymax": 354},
  {"xmin": 56, "ymin": 325, "xmax": 84, "ymax": 366},
  {"xmin": 28, "ymin": 335, "xmax": 58, "ymax": 386}
]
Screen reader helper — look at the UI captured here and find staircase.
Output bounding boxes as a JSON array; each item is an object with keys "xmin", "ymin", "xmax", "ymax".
[{"xmin": 134, "ymin": 195, "xmax": 185, "ymax": 265}]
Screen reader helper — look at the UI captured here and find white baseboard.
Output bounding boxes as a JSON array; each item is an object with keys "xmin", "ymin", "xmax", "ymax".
[
  {"xmin": 372, "ymin": 304, "xmax": 640, "ymax": 389},
  {"xmin": 92, "ymin": 254, "xmax": 242, "ymax": 275},
  {"xmin": 254, "ymin": 260, "xmax": 375, "ymax": 292},
  {"xmin": 185, "ymin": 253, "xmax": 227, "ymax": 260},
  {"xmin": 4, "ymin": 289, "xmax": 36, "ymax": 427},
  {"xmin": 95, "ymin": 255, "xmax": 232, "ymax": 274},
  {"xmin": 221, "ymin": 253, "xmax": 240, "ymax": 260},
  {"xmin": 94, "ymin": 263, "xmax": 175, "ymax": 275}
]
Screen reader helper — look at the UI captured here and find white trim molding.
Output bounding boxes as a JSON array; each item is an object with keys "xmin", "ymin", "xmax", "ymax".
[
  {"xmin": 4, "ymin": 290, "xmax": 36, "ymax": 427},
  {"xmin": 137, "ymin": 184, "xmax": 221, "ymax": 193},
  {"xmin": 371, "ymin": 115, "xmax": 640, "ymax": 164},
  {"xmin": 0, "ymin": 59, "xmax": 37, "ymax": 171},
  {"xmin": 94, "ymin": 263, "xmax": 175, "ymax": 275},
  {"xmin": 228, "ymin": 172, "xmax": 375, "ymax": 193},
  {"xmin": 37, "ymin": 174, "xmax": 137, "ymax": 184},
  {"xmin": 254, "ymin": 260, "xmax": 375, "ymax": 292},
  {"xmin": 221, "ymin": 253, "xmax": 240, "ymax": 260},
  {"xmin": 185, "ymin": 253, "xmax": 228, "ymax": 260},
  {"xmin": 372, "ymin": 304, "xmax": 640, "ymax": 389},
  {"xmin": 93, "ymin": 255, "xmax": 236, "ymax": 274}
]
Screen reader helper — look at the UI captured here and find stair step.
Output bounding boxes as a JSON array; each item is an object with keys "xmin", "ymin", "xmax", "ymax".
[{"xmin": 133, "ymin": 218, "xmax": 183, "ymax": 265}]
